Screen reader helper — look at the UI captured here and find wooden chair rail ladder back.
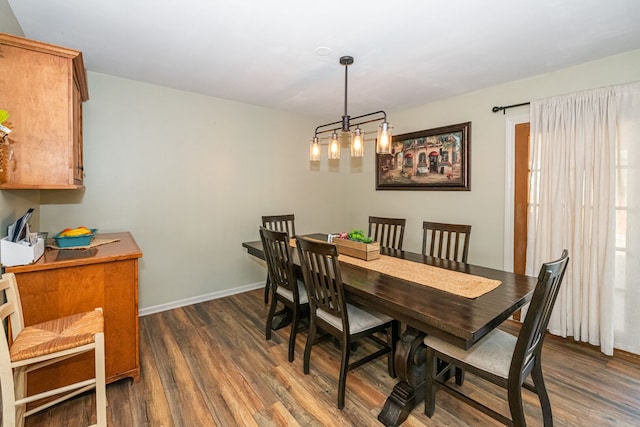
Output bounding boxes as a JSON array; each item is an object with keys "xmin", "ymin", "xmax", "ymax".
[
  {"xmin": 368, "ymin": 216, "xmax": 406, "ymax": 251},
  {"xmin": 261, "ymin": 214, "xmax": 296, "ymax": 304},
  {"xmin": 259, "ymin": 226, "xmax": 309, "ymax": 362},
  {"xmin": 421, "ymin": 221, "xmax": 472, "ymax": 263},
  {"xmin": 0, "ymin": 272, "xmax": 107, "ymax": 427},
  {"xmin": 295, "ymin": 236, "xmax": 399, "ymax": 409},
  {"xmin": 424, "ymin": 250, "xmax": 569, "ymax": 427}
]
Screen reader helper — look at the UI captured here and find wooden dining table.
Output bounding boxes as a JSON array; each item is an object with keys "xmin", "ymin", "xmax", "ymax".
[{"xmin": 242, "ymin": 233, "xmax": 537, "ymax": 426}]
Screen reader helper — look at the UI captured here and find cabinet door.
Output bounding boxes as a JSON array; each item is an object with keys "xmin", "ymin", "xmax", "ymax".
[{"xmin": 0, "ymin": 34, "xmax": 87, "ymax": 189}]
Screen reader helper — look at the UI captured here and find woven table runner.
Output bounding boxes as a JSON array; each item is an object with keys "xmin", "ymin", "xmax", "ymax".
[
  {"xmin": 47, "ymin": 238, "xmax": 120, "ymax": 250},
  {"xmin": 338, "ymin": 254, "xmax": 501, "ymax": 299}
]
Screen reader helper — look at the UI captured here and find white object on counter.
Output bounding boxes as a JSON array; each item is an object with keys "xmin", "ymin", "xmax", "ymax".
[{"xmin": 0, "ymin": 237, "xmax": 45, "ymax": 267}]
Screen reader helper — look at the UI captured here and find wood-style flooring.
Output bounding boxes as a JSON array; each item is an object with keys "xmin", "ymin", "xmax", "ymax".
[{"xmin": 23, "ymin": 288, "xmax": 640, "ymax": 426}]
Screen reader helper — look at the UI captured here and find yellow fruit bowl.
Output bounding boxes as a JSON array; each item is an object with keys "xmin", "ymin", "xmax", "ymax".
[{"xmin": 53, "ymin": 228, "xmax": 97, "ymax": 248}]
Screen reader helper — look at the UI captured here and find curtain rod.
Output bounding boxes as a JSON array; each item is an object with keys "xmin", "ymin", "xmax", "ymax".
[{"xmin": 491, "ymin": 102, "xmax": 530, "ymax": 114}]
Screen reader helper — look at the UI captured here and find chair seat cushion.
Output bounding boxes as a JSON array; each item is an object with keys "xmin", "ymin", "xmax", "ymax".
[
  {"xmin": 276, "ymin": 279, "xmax": 309, "ymax": 304},
  {"xmin": 318, "ymin": 303, "xmax": 392, "ymax": 334},
  {"xmin": 424, "ymin": 328, "xmax": 516, "ymax": 379},
  {"xmin": 10, "ymin": 310, "xmax": 104, "ymax": 362}
]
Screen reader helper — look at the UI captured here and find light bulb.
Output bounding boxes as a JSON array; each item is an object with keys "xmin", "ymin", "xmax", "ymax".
[
  {"xmin": 376, "ymin": 122, "xmax": 393, "ymax": 154},
  {"xmin": 310, "ymin": 137, "xmax": 320, "ymax": 161},
  {"xmin": 328, "ymin": 132, "xmax": 340, "ymax": 159},
  {"xmin": 351, "ymin": 127, "xmax": 364, "ymax": 157}
]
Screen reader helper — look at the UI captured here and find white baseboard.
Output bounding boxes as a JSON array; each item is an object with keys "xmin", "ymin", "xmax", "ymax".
[{"xmin": 138, "ymin": 281, "xmax": 265, "ymax": 317}]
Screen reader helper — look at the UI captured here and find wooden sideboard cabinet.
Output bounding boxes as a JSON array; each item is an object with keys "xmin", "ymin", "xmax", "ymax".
[
  {"xmin": 5, "ymin": 232, "xmax": 142, "ymax": 396},
  {"xmin": 0, "ymin": 32, "xmax": 88, "ymax": 189}
]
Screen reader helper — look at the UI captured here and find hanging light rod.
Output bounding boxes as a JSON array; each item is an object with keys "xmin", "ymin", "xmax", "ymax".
[{"xmin": 309, "ymin": 55, "xmax": 392, "ymax": 161}]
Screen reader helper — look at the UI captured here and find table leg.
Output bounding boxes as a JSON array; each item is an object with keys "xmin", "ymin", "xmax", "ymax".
[
  {"xmin": 271, "ymin": 307, "xmax": 293, "ymax": 330},
  {"xmin": 377, "ymin": 327, "xmax": 427, "ymax": 426}
]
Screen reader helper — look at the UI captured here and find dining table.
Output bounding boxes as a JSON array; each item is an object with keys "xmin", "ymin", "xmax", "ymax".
[{"xmin": 242, "ymin": 233, "xmax": 537, "ymax": 426}]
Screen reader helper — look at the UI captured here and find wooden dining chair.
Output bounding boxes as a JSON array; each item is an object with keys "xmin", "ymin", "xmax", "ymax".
[
  {"xmin": 261, "ymin": 214, "xmax": 296, "ymax": 304},
  {"xmin": 0, "ymin": 272, "xmax": 107, "ymax": 427},
  {"xmin": 295, "ymin": 236, "xmax": 399, "ymax": 409},
  {"xmin": 368, "ymin": 216, "xmax": 406, "ymax": 250},
  {"xmin": 421, "ymin": 221, "xmax": 472, "ymax": 263},
  {"xmin": 424, "ymin": 250, "xmax": 569, "ymax": 427},
  {"xmin": 259, "ymin": 227, "xmax": 309, "ymax": 362}
]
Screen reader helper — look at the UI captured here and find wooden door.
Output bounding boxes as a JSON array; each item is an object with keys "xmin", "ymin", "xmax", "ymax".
[
  {"xmin": 513, "ymin": 123, "xmax": 530, "ymax": 320},
  {"xmin": 513, "ymin": 123, "xmax": 530, "ymax": 274}
]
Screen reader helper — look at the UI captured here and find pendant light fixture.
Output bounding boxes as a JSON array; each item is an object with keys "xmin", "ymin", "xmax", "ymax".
[{"xmin": 309, "ymin": 55, "xmax": 392, "ymax": 161}]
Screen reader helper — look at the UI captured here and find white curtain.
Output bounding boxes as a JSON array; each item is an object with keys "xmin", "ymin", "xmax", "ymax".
[{"xmin": 526, "ymin": 82, "xmax": 640, "ymax": 356}]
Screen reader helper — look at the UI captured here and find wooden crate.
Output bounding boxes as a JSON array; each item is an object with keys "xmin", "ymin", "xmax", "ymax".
[{"xmin": 333, "ymin": 238, "xmax": 380, "ymax": 261}]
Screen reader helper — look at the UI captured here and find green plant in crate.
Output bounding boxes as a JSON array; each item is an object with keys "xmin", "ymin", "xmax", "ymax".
[{"xmin": 347, "ymin": 228, "xmax": 373, "ymax": 244}]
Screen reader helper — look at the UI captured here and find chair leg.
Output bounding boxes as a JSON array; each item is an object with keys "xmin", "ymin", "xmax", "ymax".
[
  {"xmin": 303, "ymin": 319, "xmax": 316, "ymax": 375},
  {"xmin": 95, "ymin": 332, "xmax": 107, "ymax": 427},
  {"xmin": 13, "ymin": 366, "xmax": 27, "ymax": 427},
  {"xmin": 338, "ymin": 336, "xmax": 351, "ymax": 410},
  {"xmin": 264, "ymin": 275, "xmax": 271, "ymax": 304},
  {"xmin": 265, "ymin": 293, "xmax": 278, "ymax": 341},
  {"xmin": 288, "ymin": 306, "xmax": 299, "ymax": 362},
  {"xmin": 531, "ymin": 361, "xmax": 553, "ymax": 427},
  {"xmin": 424, "ymin": 347, "xmax": 437, "ymax": 418},
  {"xmin": 507, "ymin": 380, "xmax": 527, "ymax": 427}
]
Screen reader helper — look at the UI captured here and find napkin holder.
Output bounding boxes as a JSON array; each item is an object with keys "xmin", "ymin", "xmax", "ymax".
[{"xmin": 1, "ymin": 237, "xmax": 45, "ymax": 267}]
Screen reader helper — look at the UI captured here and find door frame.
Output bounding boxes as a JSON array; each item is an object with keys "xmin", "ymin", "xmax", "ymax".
[{"xmin": 503, "ymin": 114, "xmax": 529, "ymax": 272}]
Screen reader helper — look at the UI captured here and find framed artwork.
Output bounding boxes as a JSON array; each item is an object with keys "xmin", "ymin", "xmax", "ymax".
[{"xmin": 376, "ymin": 122, "xmax": 471, "ymax": 191}]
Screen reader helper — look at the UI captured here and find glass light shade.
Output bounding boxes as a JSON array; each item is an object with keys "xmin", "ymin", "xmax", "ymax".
[
  {"xmin": 376, "ymin": 121, "xmax": 393, "ymax": 154},
  {"xmin": 351, "ymin": 126, "xmax": 364, "ymax": 157},
  {"xmin": 328, "ymin": 131, "xmax": 340, "ymax": 159},
  {"xmin": 310, "ymin": 137, "xmax": 320, "ymax": 161}
]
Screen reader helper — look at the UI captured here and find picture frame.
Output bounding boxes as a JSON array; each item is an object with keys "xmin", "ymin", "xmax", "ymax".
[{"xmin": 376, "ymin": 122, "xmax": 471, "ymax": 191}]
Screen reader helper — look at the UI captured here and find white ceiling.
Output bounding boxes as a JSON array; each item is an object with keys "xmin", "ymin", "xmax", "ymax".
[{"xmin": 8, "ymin": 0, "xmax": 640, "ymax": 120}]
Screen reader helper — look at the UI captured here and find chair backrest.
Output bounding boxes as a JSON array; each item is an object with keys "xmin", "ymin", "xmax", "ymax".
[
  {"xmin": 368, "ymin": 216, "xmax": 406, "ymax": 250},
  {"xmin": 0, "ymin": 273, "xmax": 25, "ymax": 416},
  {"xmin": 509, "ymin": 250, "xmax": 569, "ymax": 382},
  {"xmin": 0, "ymin": 273, "xmax": 25, "ymax": 341},
  {"xmin": 421, "ymin": 221, "xmax": 471, "ymax": 262},
  {"xmin": 259, "ymin": 227, "xmax": 299, "ymax": 300},
  {"xmin": 295, "ymin": 237, "xmax": 348, "ymax": 332},
  {"xmin": 262, "ymin": 214, "xmax": 296, "ymax": 237}
]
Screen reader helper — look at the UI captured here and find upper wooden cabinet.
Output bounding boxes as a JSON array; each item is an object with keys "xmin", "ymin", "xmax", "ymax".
[{"xmin": 0, "ymin": 33, "xmax": 89, "ymax": 189}]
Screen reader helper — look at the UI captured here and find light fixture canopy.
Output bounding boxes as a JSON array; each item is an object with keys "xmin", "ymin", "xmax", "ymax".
[{"xmin": 309, "ymin": 55, "xmax": 392, "ymax": 162}]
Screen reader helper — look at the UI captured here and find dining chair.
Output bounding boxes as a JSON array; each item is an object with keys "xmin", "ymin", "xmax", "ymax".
[
  {"xmin": 368, "ymin": 216, "xmax": 406, "ymax": 250},
  {"xmin": 0, "ymin": 272, "xmax": 107, "ymax": 427},
  {"xmin": 421, "ymin": 221, "xmax": 472, "ymax": 263},
  {"xmin": 424, "ymin": 250, "xmax": 569, "ymax": 427},
  {"xmin": 259, "ymin": 226, "xmax": 309, "ymax": 362},
  {"xmin": 261, "ymin": 214, "xmax": 296, "ymax": 304},
  {"xmin": 295, "ymin": 236, "xmax": 399, "ymax": 409}
]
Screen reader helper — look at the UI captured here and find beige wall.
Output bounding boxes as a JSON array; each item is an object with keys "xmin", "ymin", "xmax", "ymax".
[
  {"xmin": 0, "ymin": 0, "xmax": 23, "ymax": 37},
  {"xmin": 40, "ymin": 50, "xmax": 639, "ymax": 311},
  {"xmin": 3, "ymin": 0, "xmax": 639, "ymax": 311},
  {"xmin": 39, "ymin": 72, "xmax": 334, "ymax": 309},
  {"xmin": 340, "ymin": 50, "xmax": 640, "ymax": 269}
]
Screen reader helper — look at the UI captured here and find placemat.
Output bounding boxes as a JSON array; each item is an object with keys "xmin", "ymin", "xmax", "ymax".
[
  {"xmin": 46, "ymin": 238, "xmax": 120, "ymax": 250},
  {"xmin": 289, "ymin": 238, "xmax": 500, "ymax": 298},
  {"xmin": 338, "ymin": 254, "xmax": 501, "ymax": 299}
]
